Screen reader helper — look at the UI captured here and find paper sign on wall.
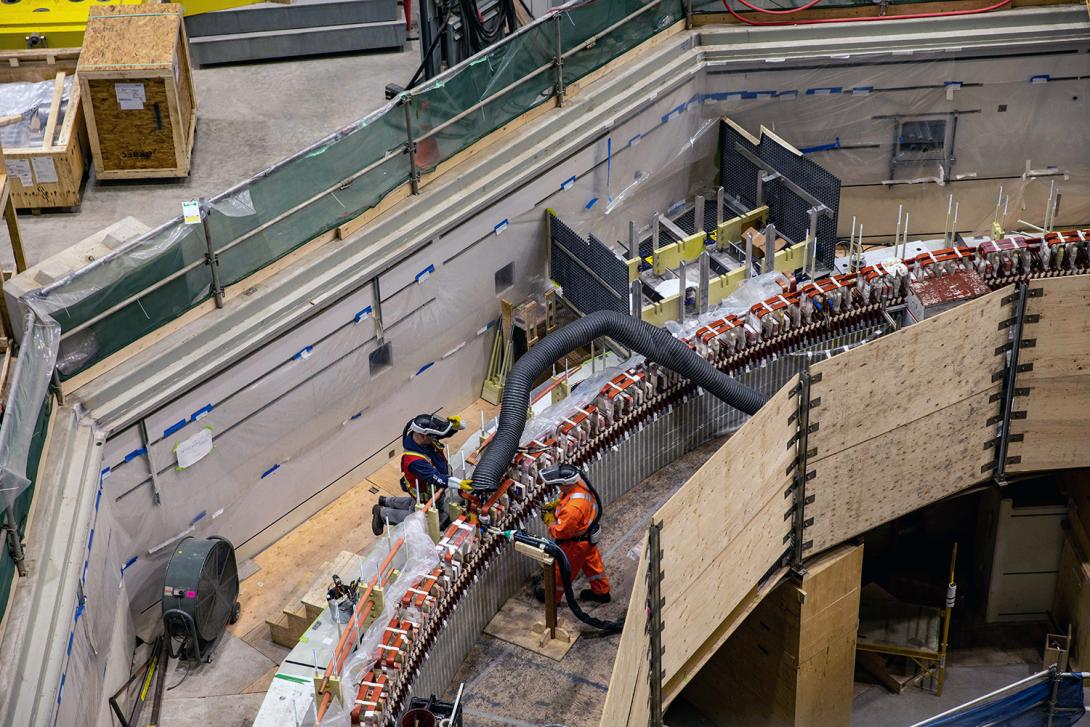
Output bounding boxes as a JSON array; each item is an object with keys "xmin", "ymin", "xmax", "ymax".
[
  {"xmin": 115, "ymin": 82, "xmax": 146, "ymax": 111},
  {"xmin": 5, "ymin": 159, "xmax": 32, "ymax": 187},
  {"xmin": 175, "ymin": 426, "xmax": 214, "ymax": 469},
  {"xmin": 31, "ymin": 157, "xmax": 57, "ymax": 184}
]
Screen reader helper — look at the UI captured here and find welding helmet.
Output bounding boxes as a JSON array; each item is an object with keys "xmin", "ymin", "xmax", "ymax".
[
  {"xmin": 406, "ymin": 414, "xmax": 462, "ymax": 440},
  {"xmin": 540, "ymin": 463, "xmax": 583, "ymax": 487}
]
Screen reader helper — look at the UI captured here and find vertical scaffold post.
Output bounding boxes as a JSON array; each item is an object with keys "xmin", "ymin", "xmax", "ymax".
[
  {"xmin": 403, "ymin": 97, "xmax": 421, "ymax": 195},
  {"xmin": 4, "ymin": 506, "xmax": 25, "ymax": 577},
  {"xmin": 554, "ymin": 13, "xmax": 565, "ymax": 107},
  {"xmin": 685, "ymin": 0, "xmax": 693, "ymax": 29},
  {"xmin": 200, "ymin": 199, "xmax": 225, "ymax": 309},
  {"xmin": 647, "ymin": 522, "xmax": 664, "ymax": 727}
]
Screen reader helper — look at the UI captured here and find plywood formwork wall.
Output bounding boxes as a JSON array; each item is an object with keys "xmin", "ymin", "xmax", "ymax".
[
  {"xmin": 681, "ymin": 544, "xmax": 862, "ymax": 727},
  {"xmin": 802, "ymin": 286, "xmax": 1012, "ymax": 552},
  {"xmin": 1007, "ymin": 275, "xmax": 1090, "ymax": 474}
]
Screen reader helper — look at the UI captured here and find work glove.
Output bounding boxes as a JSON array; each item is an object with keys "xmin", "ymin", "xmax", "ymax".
[
  {"xmin": 542, "ymin": 510, "xmax": 556, "ymax": 526},
  {"xmin": 447, "ymin": 415, "xmax": 465, "ymax": 431},
  {"xmin": 447, "ymin": 476, "xmax": 474, "ymax": 491},
  {"xmin": 541, "ymin": 499, "xmax": 560, "ymax": 512}
]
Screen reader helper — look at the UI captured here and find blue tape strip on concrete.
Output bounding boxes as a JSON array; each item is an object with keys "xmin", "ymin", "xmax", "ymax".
[
  {"xmin": 261, "ymin": 464, "xmax": 280, "ymax": 479},
  {"xmin": 190, "ymin": 404, "xmax": 213, "ymax": 421},
  {"xmin": 164, "ymin": 420, "xmax": 187, "ymax": 438}
]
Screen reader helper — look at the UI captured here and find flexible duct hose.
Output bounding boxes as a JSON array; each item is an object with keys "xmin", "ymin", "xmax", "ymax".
[
  {"xmin": 510, "ymin": 530, "xmax": 625, "ymax": 633},
  {"xmin": 473, "ymin": 310, "xmax": 768, "ymax": 491}
]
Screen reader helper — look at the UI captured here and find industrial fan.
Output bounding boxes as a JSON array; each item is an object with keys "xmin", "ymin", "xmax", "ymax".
[{"xmin": 161, "ymin": 536, "xmax": 241, "ymax": 663}]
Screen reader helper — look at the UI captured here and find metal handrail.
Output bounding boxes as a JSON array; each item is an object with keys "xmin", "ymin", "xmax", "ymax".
[{"xmin": 43, "ymin": 0, "xmax": 676, "ymax": 344}]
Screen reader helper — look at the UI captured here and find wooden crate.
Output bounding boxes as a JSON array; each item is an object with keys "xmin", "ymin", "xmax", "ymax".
[
  {"xmin": 77, "ymin": 4, "xmax": 196, "ymax": 179},
  {"xmin": 0, "ymin": 49, "xmax": 89, "ymax": 210}
]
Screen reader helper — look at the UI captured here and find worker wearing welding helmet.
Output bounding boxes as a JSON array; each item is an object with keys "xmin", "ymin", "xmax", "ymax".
[
  {"xmin": 534, "ymin": 463, "xmax": 611, "ymax": 604},
  {"xmin": 371, "ymin": 413, "xmax": 467, "ymax": 535}
]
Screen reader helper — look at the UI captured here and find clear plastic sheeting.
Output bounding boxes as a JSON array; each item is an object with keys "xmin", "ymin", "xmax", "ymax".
[
  {"xmin": 6, "ymin": 0, "xmax": 684, "ymax": 381},
  {"xmin": 0, "ymin": 311, "xmax": 59, "ymax": 512},
  {"xmin": 0, "ymin": 76, "xmax": 73, "ymax": 149},
  {"xmin": 341, "ymin": 513, "xmax": 440, "ymax": 698},
  {"xmin": 663, "ymin": 269, "xmax": 789, "ymax": 338}
]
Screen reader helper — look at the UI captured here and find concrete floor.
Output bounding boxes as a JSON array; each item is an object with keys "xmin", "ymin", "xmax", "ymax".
[{"xmin": 4, "ymin": 43, "xmax": 420, "ymax": 271}]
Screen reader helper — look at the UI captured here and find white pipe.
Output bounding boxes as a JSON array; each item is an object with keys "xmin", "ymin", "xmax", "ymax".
[{"xmin": 908, "ymin": 670, "xmax": 1054, "ymax": 727}]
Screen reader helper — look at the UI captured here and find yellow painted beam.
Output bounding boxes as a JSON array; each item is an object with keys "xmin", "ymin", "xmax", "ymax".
[
  {"xmin": 653, "ymin": 231, "xmax": 706, "ymax": 275},
  {"xmin": 714, "ymin": 206, "xmax": 768, "ymax": 251}
]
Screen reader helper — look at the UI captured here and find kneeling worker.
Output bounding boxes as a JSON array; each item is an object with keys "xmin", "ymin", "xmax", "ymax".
[
  {"xmin": 372, "ymin": 413, "xmax": 466, "ymax": 535},
  {"xmin": 535, "ymin": 464, "xmax": 611, "ymax": 604}
]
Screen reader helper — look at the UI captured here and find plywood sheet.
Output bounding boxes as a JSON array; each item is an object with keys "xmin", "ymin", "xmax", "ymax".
[
  {"xmin": 808, "ymin": 287, "xmax": 1010, "ymax": 460},
  {"xmin": 1018, "ymin": 275, "xmax": 1090, "ymax": 380},
  {"xmin": 599, "ymin": 543, "xmax": 650, "ymax": 727},
  {"xmin": 661, "ymin": 489, "xmax": 792, "ymax": 678},
  {"xmin": 1007, "ymin": 374, "xmax": 1090, "ymax": 474},
  {"xmin": 805, "ymin": 387, "xmax": 999, "ymax": 552}
]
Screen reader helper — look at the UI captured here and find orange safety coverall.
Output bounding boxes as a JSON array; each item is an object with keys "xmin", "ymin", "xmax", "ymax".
[{"xmin": 548, "ymin": 481, "xmax": 610, "ymax": 598}]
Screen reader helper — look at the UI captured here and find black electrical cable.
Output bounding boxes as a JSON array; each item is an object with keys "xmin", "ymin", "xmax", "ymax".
[
  {"xmin": 472, "ymin": 310, "xmax": 768, "ymax": 491},
  {"xmin": 510, "ymin": 530, "xmax": 624, "ymax": 633},
  {"xmin": 406, "ymin": 9, "xmax": 452, "ymax": 90}
]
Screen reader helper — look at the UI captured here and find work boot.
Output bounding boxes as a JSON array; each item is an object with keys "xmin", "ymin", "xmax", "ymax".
[
  {"xmin": 533, "ymin": 585, "xmax": 546, "ymax": 603},
  {"xmin": 378, "ymin": 496, "xmax": 388, "ymax": 507},
  {"xmin": 579, "ymin": 589, "xmax": 611, "ymax": 604},
  {"xmin": 371, "ymin": 504, "xmax": 384, "ymax": 536}
]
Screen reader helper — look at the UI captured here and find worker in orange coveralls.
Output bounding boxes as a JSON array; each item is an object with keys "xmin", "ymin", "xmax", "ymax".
[{"xmin": 533, "ymin": 464, "xmax": 611, "ymax": 604}]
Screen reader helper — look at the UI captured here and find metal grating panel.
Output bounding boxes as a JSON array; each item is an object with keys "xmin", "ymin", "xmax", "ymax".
[{"xmin": 550, "ymin": 216, "xmax": 629, "ymax": 314}]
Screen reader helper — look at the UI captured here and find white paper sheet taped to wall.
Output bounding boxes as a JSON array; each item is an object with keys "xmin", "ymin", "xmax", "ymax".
[
  {"xmin": 115, "ymin": 82, "xmax": 146, "ymax": 111},
  {"xmin": 5, "ymin": 159, "xmax": 32, "ymax": 187},
  {"xmin": 175, "ymin": 426, "xmax": 214, "ymax": 469},
  {"xmin": 31, "ymin": 157, "xmax": 57, "ymax": 184}
]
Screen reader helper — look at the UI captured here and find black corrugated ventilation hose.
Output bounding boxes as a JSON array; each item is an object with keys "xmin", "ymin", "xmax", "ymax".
[
  {"xmin": 472, "ymin": 310, "xmax": 768, "ymax": 491},
  {"xmin": 510, "ymin": 530, "xmax": 625, "ymax": 633}
]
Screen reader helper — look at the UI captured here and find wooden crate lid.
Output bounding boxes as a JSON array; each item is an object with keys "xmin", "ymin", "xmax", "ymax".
[{"xmin": 77, "ymin": 4, "xmax": 183, "ymax": 73}]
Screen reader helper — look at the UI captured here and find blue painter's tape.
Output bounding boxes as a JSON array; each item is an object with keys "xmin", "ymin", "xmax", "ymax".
[
  {"xmin": 261, "ymin": 463, "xmax": 280, "ymax": 479},
  {"xmin": 87, "ymin": 528, "xmax": 95, "ymax": 552},
  {"xmin": 943, "ymin": 81, "xmax": 963, "ymax": 88},
  {"xmin": 100, "ymin": 466, "xmax": 111, "ymax": 483},
  {"xmin": 350, "ymin": 411, "xmax": 364, "ymax": 420},
  {"xmin": 82, "ymin": 560, "xmax": 88, "ymax": 583},
  {"xmin": 661, "ymin": 102, "xmax": 686, "ymax": 123},
  {"xmin": 778, "ymin": 90, "xmax": 799, "ymax": 99},
  {"xmin": 851, "ymin": 86, "xmax": 873, "ymax": 96},
  {"xmin": 190, "ymin": 404, "xmax": 213, "ymax": 422},
  {"xmin": 800, "ymin": 138, "xmax": 841, "ymax": 154},
  {"xmin": 67, "ymin": 632, "xmax": 74, "ymax": 656},
  {"xmin": 95, "ymin": 488, "xmax": 102, "ymax": 512},
  {"xmin": 560, "ymin": 175, "xmax": 576, "ymax": 191},
  {"xmin": 1030, "ymin": 74, "xmax": 1050, "ymax": 84},
  {"xmin": 415, "ymin": 362, "xmax": 434, "ymax": 376},
  {"xmin": 741, "ymin": 90, "xmax": 775, "ymax": 99},
  {"xmin": 190, "ymin": 511, "xmax": 207, "ymax": 525},
  {"xmin": 57, "ymin": 673, "xmax": 65, "ymax": 704},
  {"xmin": 628, "ymin": 134, "xmax": 642, "ymax": 147},
  {"xmin": 122, "ymin": 556, "xmax": 138, "ymax": 572},
  {"xmin": 74, "ymin": 603, "xmax": 85, "ymax": 623},
  {"xmin": 806, "ymin": 86, "xmax": 842, "ymax": 95},
  {"xmin": 415, "ymin": 264, "xmax": 436, "ymax": 283},
  {"xmin": 494, "ymin": 219, "xmax": 509, "ymax": 235},
  {"xmin": 163, "ymin": 419, "xmax": 187, "ymax": 438},
  {"xmin": 585, "ymin": 197, "xmax": 598, "ymax": 210},
  {"xmin": 354, "ymin": 305, "xmax": 373, "ymax": 324},
  {"xmin": 123, "ymin": 447, "xmax": 146, "ymax": 463},
  {"xmin": 701, "ymin": 91, "xmax": 730, "ymax": 102},
  {"xmin": 292, "ymin": 345, "xmax": 314, "ymax": 361}
]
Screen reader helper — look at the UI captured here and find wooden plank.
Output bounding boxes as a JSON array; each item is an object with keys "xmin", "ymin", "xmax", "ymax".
[
  {"xmin": 40, "ymin": 72, "xmax": 65, "ymax": 152},
  {"xmin": 1018, "ymin": 275, "xmax": 1090, "ymax": 380},
  {"xmin": 808, "ymin": 286, "xmax": 1010, "ymax": 461},
  {"xmin": 78, "ymin": 5, "xmax": 182, "ymax": 71},
  {"xmin": 805, "ymin": 387, "xmax": 1000, "ymax": 553},
  {"xmin": 1007, "ymin": 374, "xmax": 1090, "ymax": 474},
  {"xmin": 599, "ymin": 539, "xmax": 650, "ymax": 727}
]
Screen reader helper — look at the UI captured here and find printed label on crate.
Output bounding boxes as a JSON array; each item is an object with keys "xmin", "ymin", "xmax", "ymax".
[
  {"xmin": 114, "ymin": 82, "xmax": 146, "ymax": 111},
  {"xmin": 31, "ymin": 157, "xmax": 57, "ymax": 184},
  {"xmin": 182, "ymin": 200, "xmax": 201, "ymax": 225},
  {"xmin": 5, "ymin": 159, "xmax": 32, "ymax": 187}
]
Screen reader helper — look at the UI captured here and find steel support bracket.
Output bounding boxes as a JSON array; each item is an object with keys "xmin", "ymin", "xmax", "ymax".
[
  {"xmin": 993, "ymin": 282, "xmax": 1029, "ymax": 486},
  {"xmin": 646, "ymin": 522, "xmax": 664, "ymax": 727}
]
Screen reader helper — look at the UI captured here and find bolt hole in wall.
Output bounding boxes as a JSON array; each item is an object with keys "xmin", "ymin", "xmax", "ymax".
[{"xmin": 495, "ymin": 262, "xmax": 515, "ymax": 294}]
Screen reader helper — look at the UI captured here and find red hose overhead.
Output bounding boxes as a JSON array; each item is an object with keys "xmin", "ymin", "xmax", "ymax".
[
  {"xmin": 720, "ymin": 0, "xmax": 1013, "ymax": 25},
  {"xmin": 733, "ymin": 0, "xmax": 825, "ymax": 14}
]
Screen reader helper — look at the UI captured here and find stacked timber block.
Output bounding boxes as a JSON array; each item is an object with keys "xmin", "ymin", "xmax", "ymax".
[
  {"xmin": 77, "ymin": 4, "xmax": 197, "ymax": 179},
  {"xmin": 1053, "ymin": 471, "xmax": 1090, "ymax": 668},
  {"xmin": 266, "ymin": 550, "xmax": 363, "ymax": 647},
  {"xmin": 681, "ymin": 543, "xmax": 863, "ymax": 726},
  {"xmin": 0, "ymin": 49, "xmax": 90, "ymax": 210}
]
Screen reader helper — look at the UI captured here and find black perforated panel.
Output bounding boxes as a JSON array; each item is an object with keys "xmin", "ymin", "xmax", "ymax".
[{"xmin": 550, "ymin": 215, "xmax": 628, "ymax": 315}]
